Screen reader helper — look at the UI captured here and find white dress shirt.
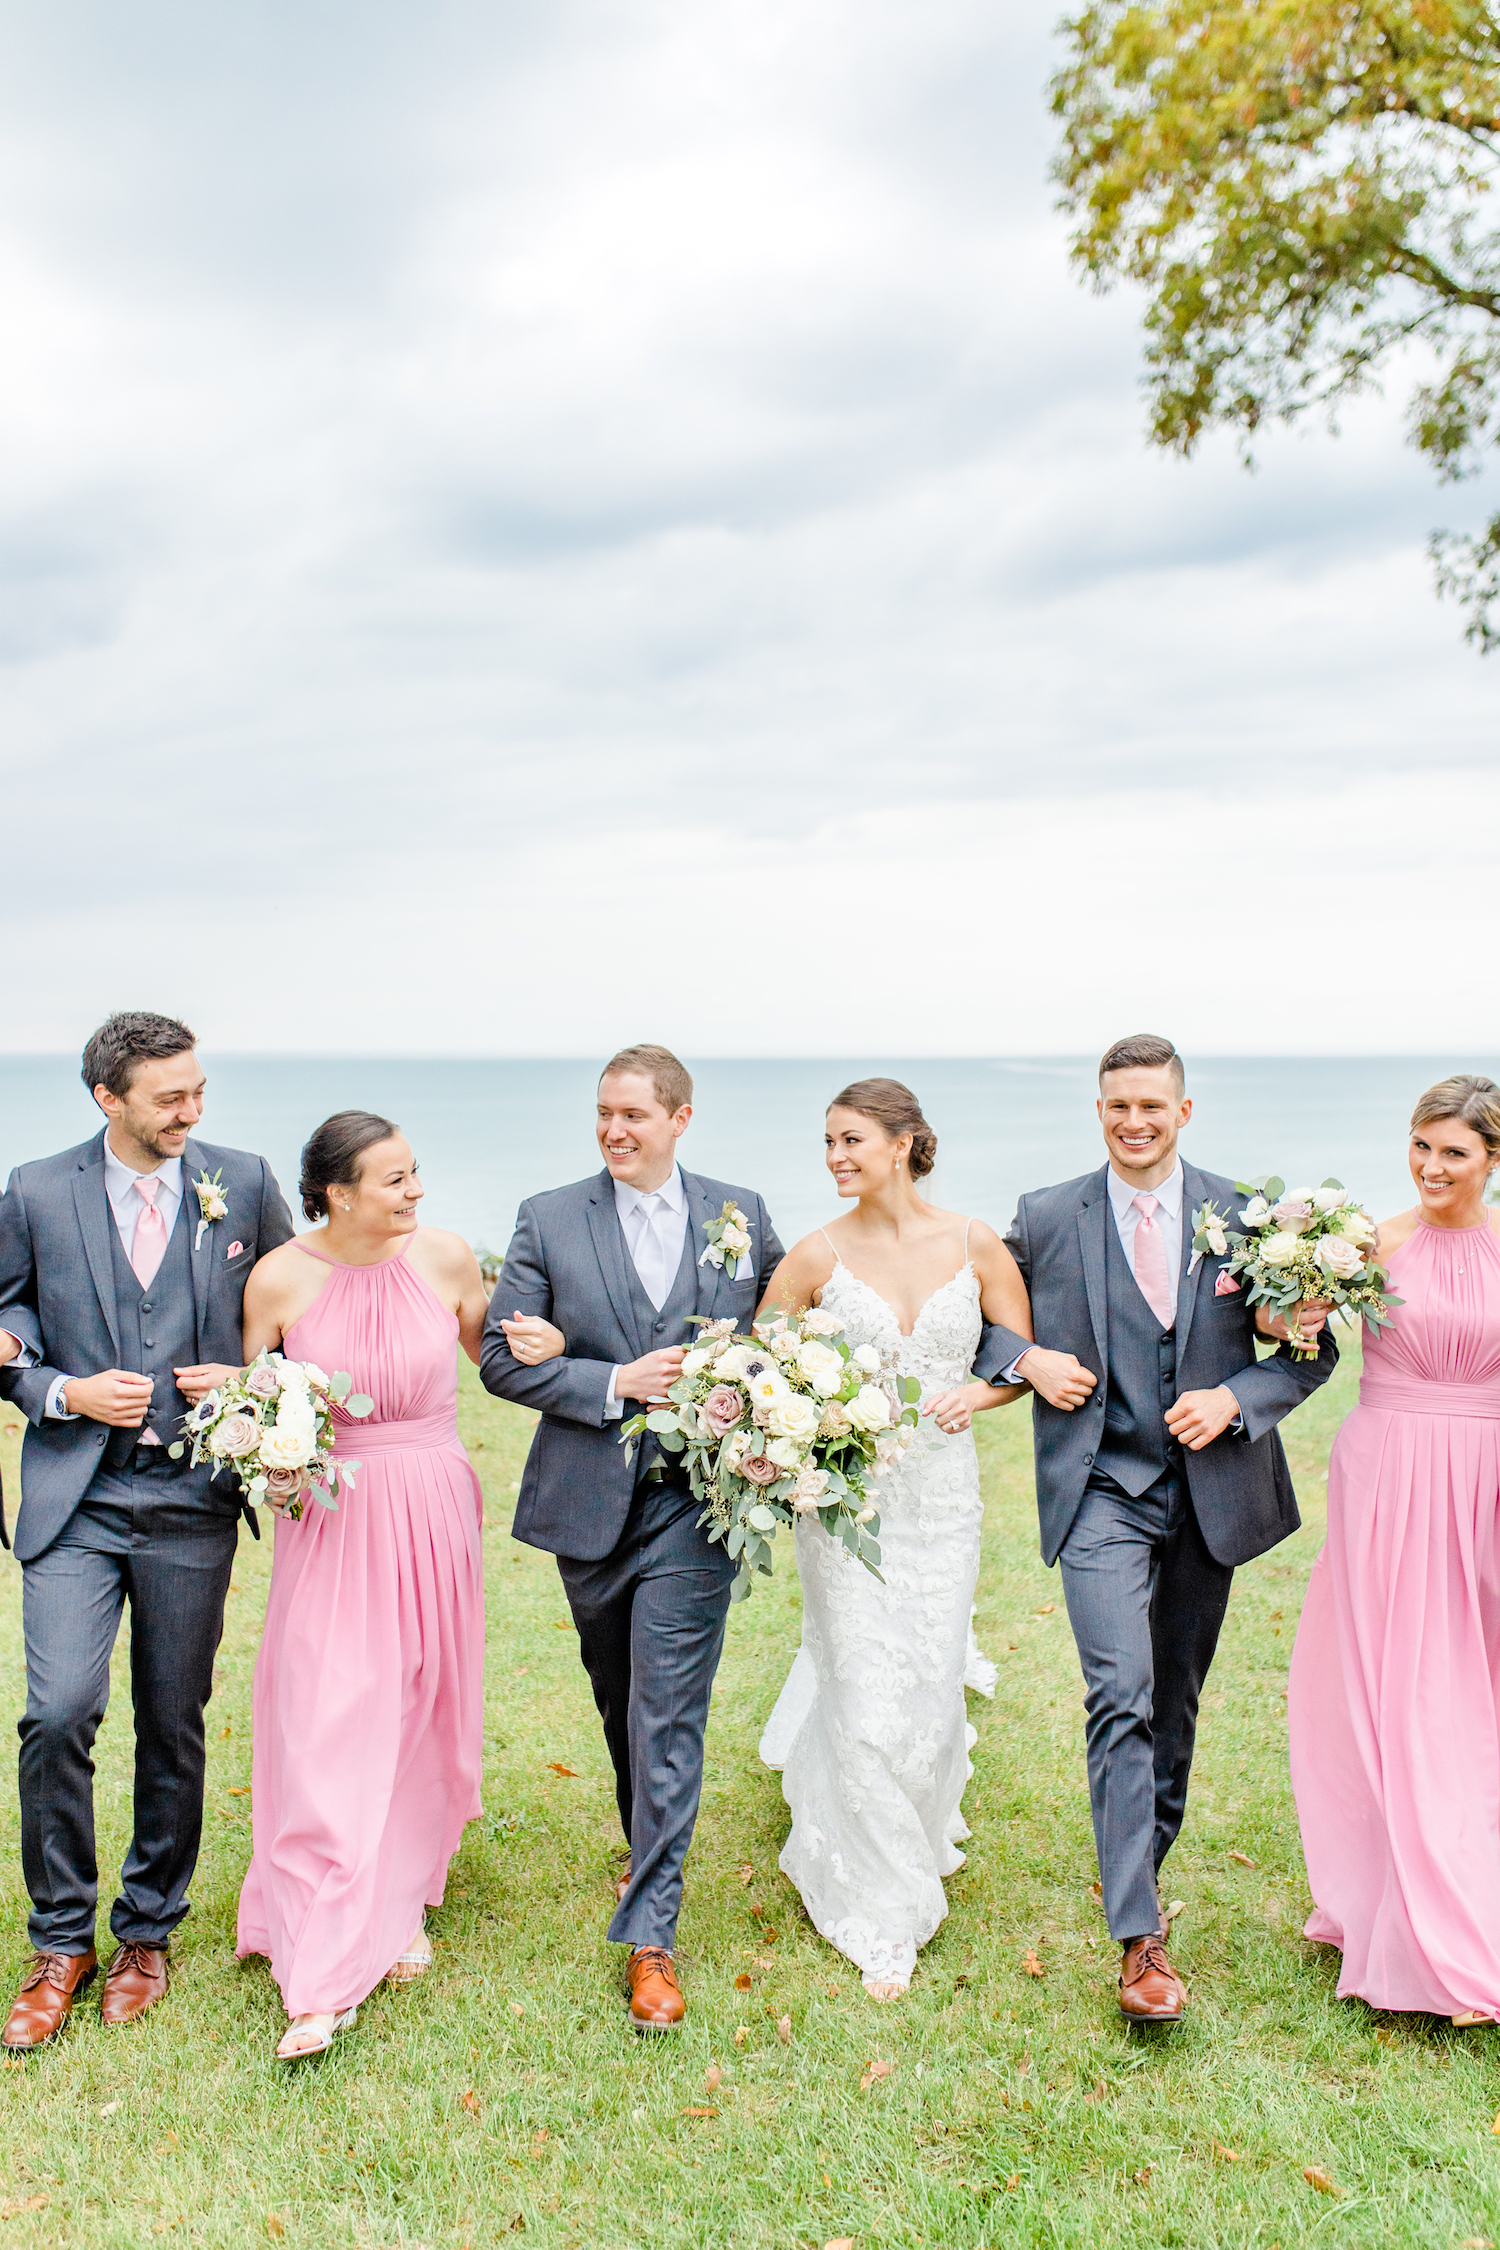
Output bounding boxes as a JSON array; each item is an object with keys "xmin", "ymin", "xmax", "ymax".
[
  {"xmin": 1106, "ymin": 1158, "xmax": 1184, "ymax": 1321},
  {"xmin": 603, "ymin": 1165, "xmax": 690, "ymax": 1421},
  {"xmin": 43, "ymin": 1149, "xmax": 186, "ymax": 1422}
]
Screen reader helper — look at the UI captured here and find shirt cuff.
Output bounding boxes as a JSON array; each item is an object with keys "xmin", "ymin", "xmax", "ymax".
[
  {"xmin": 603, "ymin": 1367, "xmax": 625, "ymax": 1423},
  {"xmin": 1221, "ymin": 1379, "xmax": 1246, "ymax": 1436},
  {"xmin": 1001, "ymin": 1352, "xmax": 1031, "ymax": 1384},
  {"xmin": 0, "ymin": 1330, "xmax": 37, "ymax": 1370},
  {"xmin": 45, "ymin": 1375, "xmax": 80, "ymax": 1420}
]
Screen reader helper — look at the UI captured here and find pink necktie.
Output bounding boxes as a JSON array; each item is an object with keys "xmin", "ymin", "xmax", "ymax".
[
  {"xmin": 1131, "ymin": 1193, "xmax": 1173, "ymax": 1328},
  {"xmin": 131, "ymin": 1177, "xmax": 168, "ymax": 1289}
]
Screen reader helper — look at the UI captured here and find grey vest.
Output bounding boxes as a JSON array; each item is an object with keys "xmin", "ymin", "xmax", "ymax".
[
  {"xmin": 1093, "ymin": 1209, "xmax": 1180, "ymax": 1497},
  {"xmin": 103, "ymin": 1199, "xmax": 197, "ymax": 1475},
  {"xmin": 622, "ymin": 1216, "xmax": 701, "ymax": 1486}
]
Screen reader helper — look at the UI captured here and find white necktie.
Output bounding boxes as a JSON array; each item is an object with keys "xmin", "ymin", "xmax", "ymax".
[{"xmin": 630, "ymin": 1194, "xmax": 672, "ymax": 1311}]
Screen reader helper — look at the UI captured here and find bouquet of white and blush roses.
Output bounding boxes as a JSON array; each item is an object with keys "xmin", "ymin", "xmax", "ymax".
[
  {"xmin": 620, "ymin": 1307, "xmax": 921, "ymax": 1596},
  {"xmin": 171, "ymin": 1349, "xmax": 374, "ymax": 1518},
  {"xmin": 1191, "ymin": 1177, "xmax": 1399, "ymax": 1360}
]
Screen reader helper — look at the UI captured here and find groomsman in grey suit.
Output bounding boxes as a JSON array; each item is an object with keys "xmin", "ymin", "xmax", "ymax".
[
  {"xmin": 481, "ymin": 1044, "xmax": 784, "ymax": 2032},
  {"xmin": 975, "ymin": 1033, "xmax": 1336, "ymax": 2025},
  {"xmin": 0, "ymin": 1012, "xmax": 293, "ymax": 2048}
]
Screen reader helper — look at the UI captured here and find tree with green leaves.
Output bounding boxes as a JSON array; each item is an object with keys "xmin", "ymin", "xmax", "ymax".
[{"xmin": 1052, "ymin": 2, "xmax": 1500, "ymax": 647}]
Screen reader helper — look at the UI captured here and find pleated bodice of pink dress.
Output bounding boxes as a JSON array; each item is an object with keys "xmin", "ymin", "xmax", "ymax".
[
  {"xmin": 1288, "ymin": 1215, "xmax": 1500, "ymax": 2015},
  {"xmin": 236, "ymin": 1243, "xmax": 484, "ymax": 2016}
]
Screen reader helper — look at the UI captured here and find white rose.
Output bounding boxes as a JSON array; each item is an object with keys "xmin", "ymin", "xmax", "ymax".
[
  {"xmin": 766, "ymin": 1437, "xmax": 803, "ymax": 1469},
  {"xmin": 855, "ymin": 1504, "xmax": 877, "ymax": 1524},
  {"xmin": 851, "ymin": 1344, "xmax": 882, "ymax": 1376},
  {"xmin": 796, "ymin": 1341, "xmax": 844, "ymax": 1393},
  {"xmin": 771, "ymin": 1332, "xmax": 801, "ymax": 1362},
  {"xmin": 276, "ymin": 1394, "xmax": 317, "ymax": 1438},
  {"xmin": 722, "ymin": 1429, "xmax": 752, "ymax": 1476},
  {"xmin": 1238, "ymin": 1196, "xmax": 1272, "ymax": 1227},
  {"xmin": 260, "ymin": 1420, "xmax": 315, "ymax": 1470},
  {"xmin": 768, "ymin": 1392, "xmax": 819, "ymax": 1443},
  {"xmin": 714, "ymin": 1344, "xmax": 753, "ymax": 1382},
  {"xmin": 720, "ymin": 1221, "xmax": 752, "ymax": 1256},
  {"xmin": 1336, "ymin": 1208, "xmax": 1378, "ymax": 1249},
  {"xmin": 1311, "ymin": 1187, "xmax": 1346, "ymax": 1214},
  {"xmin": 681, "ymin": 1347, "xmax": 713, "ymax": 1377},
  {"xmin": 1259, "ymin": 1230, "xmax": 1301, "ymax": 1268},
  {"xmin": 791, "ymin": 1467, "xmax": 829, "ymax": 1514},
  {"xmin": 799, "ymin": 1308, "xmax": 844, "ymax": 1337},
  {"xmin": 845, "ymin": 1384, "xmax": 893, "ymax": 1433},
  {"xmin": 874, "ymin": 1432, "xmax": 902, "ymax": 1466},
  {"xmin": 1315, "ymin": 1233, "xmax": 1364, "ymax": 1281},
  {"xmin": 1205, "ymin": 1222, "xmax": 1228, "ymax": 1256}
]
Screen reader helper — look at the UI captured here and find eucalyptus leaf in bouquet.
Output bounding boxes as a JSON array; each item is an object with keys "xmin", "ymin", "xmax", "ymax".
[{"xmin": 170, "ymin": 1347, "xmax": 373, "ymax": 1518}]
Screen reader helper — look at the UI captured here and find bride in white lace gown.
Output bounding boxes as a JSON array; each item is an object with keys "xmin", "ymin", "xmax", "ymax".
[{"xmin": 756, "ymin": 1078, "xmax": 1033, "ymax": 1999}]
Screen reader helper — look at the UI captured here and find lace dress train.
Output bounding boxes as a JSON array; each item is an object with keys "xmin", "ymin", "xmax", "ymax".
[{"xmin": 759, "ymin": 1253, "xmax": 991, "ymax": 1989}]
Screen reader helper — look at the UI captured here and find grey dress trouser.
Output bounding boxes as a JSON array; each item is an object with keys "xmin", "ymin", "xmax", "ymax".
[
  {"xmin": 557, "ymin": 1471, "xmax": 736, "ymax": 1952},
  {"xmin": 1057, "ymin": 1468, "xmax": 1233, "ymax": 1943},
  {"xmin": 18, "ymin": 1454, "xmax": 239, "ymax": 1955}
]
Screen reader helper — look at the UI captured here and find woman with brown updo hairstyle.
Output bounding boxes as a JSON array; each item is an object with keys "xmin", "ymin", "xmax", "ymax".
[
  {"xmin": 754, "ymin": 1078, "xmax": 1034, "ymax": 2000},
  {"xmin": 1289, "ymin": 1074, "xmax": 1500, "ymax": 2026}
]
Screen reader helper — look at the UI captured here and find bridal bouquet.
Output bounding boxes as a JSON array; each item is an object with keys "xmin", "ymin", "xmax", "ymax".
[
  {"xmin": 620, "ymin": 1309, "xmax": 921, "ymax": 1595},
  {"xmin": 1191, "ymin": 1177, "xmax": 1400, "ymax": 1360},
  {"xmin": 170, "ymin": 1349, "xmax": 374, "ymax": 1518}
]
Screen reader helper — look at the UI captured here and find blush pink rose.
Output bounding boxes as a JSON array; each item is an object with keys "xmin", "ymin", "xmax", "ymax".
[
  {"xmin": 740, "ymin": 1454, "xmax": 780, "ymax": 1485},
  {"xmin": 245, "ymin": 1365, "xmax": 281, "ymax": 1400},
  {"xmin": 212, "ymin": 1412, "xmax": 259, "ymax": 1458},
  {"xmin": 702, "ymin": 1385, "xmax": 744, "ymax": 1435},
  {"xmin": 263, "ymin": 1465, "xmax": 306, "ymax": 1501}
]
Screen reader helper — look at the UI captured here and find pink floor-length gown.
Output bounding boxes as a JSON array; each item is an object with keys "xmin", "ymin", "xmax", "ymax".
[
  {"xmin": 236, "ymin": 1243, "xmax": 484, "ymax": 2016},
  {"xmin": 1288, "ymin": 1216, "xmax": 1500, "ymax": 2016}
]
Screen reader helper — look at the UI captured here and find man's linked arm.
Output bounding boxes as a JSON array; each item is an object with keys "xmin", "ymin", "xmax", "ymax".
[
  {"xmin": 478, "ymin": 1201, "xmax": 620, "ymax": 1426},
  {"xmin": 258, "ymin": 1156, "xmax": 296, "ymax": 1253},
  {"xmin": 1220, "ymin": 1319, "xmax": 1339, "ymax": 1442},
  {"xmin": 972, "ymin": 1197, "xmax": 1035, "ymax": 1385},
  {"xmin": 0, "ymin": 1171, "xmax": 66, "ymax": 1423}
]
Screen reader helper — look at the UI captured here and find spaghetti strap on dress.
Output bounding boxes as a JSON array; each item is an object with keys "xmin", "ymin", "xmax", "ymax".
[{"xmin": 236, "ymin": 1244, "xmax": 484, "ymax": 2015}]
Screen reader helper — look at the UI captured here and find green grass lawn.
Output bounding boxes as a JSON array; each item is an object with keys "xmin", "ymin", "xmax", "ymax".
[{"xmin": 0, "ymin": 1336, "xmax": 1497, "ymax": 2249}]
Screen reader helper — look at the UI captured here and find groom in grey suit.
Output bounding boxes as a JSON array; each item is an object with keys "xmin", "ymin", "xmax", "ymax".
[
  {"xmin": 0, "ymin": 1012, "xmax": 293, "ymax": 2047},
  {"xmin": 976, "ymin": 1034, "xmax": 1336, "ymax": 2025},
  {"xmin": 481, "ymin": 1044, "xmax": 783, "ymax": 2031}
]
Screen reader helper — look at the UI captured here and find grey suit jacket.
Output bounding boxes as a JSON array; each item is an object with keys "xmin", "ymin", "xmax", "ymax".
[
  {"xmin": 480, "ymin": 1166, "xmax": 785, "ymax": 1561},
  {"xmin": 973, "ymin": 1160, "xmax": 1338, "ymax": 1569},
  {"xmin": 0, "ymin": 1129, "xmax": 295, "ymax": 1561}
]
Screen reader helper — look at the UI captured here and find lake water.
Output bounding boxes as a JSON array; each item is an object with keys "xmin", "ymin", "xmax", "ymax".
[{"xmin": 1, "ymin": 1054, "xmax": 1494, "ymax": 1257}]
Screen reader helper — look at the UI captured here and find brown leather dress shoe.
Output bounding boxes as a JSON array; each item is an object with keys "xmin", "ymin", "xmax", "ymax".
[
  {"xmin": 101, "ymin": 1942, "xmax": 168, "ymax": 2027},
  {"xmin": 2, "ymin": 1949, "xmax": 98, "ymax": 2049},
  {"xmin": 611, "ymin": 1858, "xmax": 632, "ymax": 1907},
  {"xmin": 1118, "ymin": 1935, "xmax": 1186, "ymax": 2024},
  {"xmin": 625, "ymin": 1946, "xmax": 684, "ymax": 2032}
]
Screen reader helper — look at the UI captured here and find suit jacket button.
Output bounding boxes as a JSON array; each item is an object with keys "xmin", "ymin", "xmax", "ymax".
[
  {"xmin": 141, "ymin": 1301, "xmax": 152, "ymax": 1314},
  {"xmin": 1083, "ymin": 1451, "xmax": 1094, "ymax": 1466}
]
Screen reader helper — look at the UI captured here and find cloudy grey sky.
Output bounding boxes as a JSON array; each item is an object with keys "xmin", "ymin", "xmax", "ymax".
[{"xmin": 1, "ymin": 0, "xmax": 1492, "ymax": 1057}]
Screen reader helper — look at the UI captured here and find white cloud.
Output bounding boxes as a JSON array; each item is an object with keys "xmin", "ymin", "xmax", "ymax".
[{"xmin": 0, "ymin": 0, "xmax": 1489, "ymax": 1056}]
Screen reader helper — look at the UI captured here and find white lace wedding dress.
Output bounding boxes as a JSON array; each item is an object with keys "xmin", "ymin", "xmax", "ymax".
[{"xmin": 758, "ymin": 1240, "xmax": 996, "ymax": 1990}]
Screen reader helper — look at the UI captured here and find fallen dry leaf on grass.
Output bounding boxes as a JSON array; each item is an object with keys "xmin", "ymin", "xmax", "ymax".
[
  {"xmin": 509, "ymin": 2001, "xmax": 525, "ymax": 2019},
  {"xmin": 825, "ymin": 2238, "xmax": 854, "ymax": 2250},
  {"xmin": 1303, "ymin": 2165, "xmax": 1339, "ymax": 2196},
  {"xmin": 1459, "ymin": 2237, "xmax": 1494, "ymax": 2247},
  {"xmin": 860, "ymin": 2060, "xmax": 893, "ymax": 2092},
  {"xmin": 705, "ymin": 2065, "xmax": 722, "ymax": 2092},
  {"xmin": 531, "ymin": 2128, "xmax": 548, "ymax": 2155},
  {"xmin": 737, "ymin": 1864, "xmax": 755, "ymax": 1884},
  {"xmin": 1088, "ymin": 1880, "xmax": 1103, "ymax": 1902},
  {"xmin": 1084, "ymin": 2082, "xmax": 1107, "ymax": 2105},
  {"xmin": 734, "ymin": 1973, "xmax": 753, "ymax": 1991},
  {"xmin": 776, "ymin": 2015, "xmax": 792, "ymax": 2044},
  {"xmin": 507, "ymin": 2217, "xmax": 526, "ymax": 2234},
  {"xmin": 1034, "ymin": 1603, "xmax": 1055, "ymax": 1616},
  {"xmin": 1228, "ymin": 1850, "xmax": 1256, "ymax": 1868},
  {"xmin": 1004, "ymin": 2174, "xmax": 1020, "ymax": 2191},
  {"xmin": 1134, "ymin": 2165, "xmax": 1153, "ymax": 2186},
  {"xmin": 265, "ymin": 2221, "xmax": 285, "ymax": 2243},
  {"xmin": 733, "ymin": 2026, "xmax": 750, "ymax": 2046},
  {"xmin": 1165, "ymin": 1898, "xmax": 1185, "ymax": 1922},
  {"xmin": 0, "ymin": 2198, "xmax": 48, "ymax": 2219},
  {"xmin": 546, "ymin": 1763, "xmax": 578, "ymax": 1778},
  {"xmin": 682, "ymin": 2107, "xmax": 718, "ymax": 2119},
  {"xmin": 460, "ymin": 2089, "xmax": 481, "ymax": 2115},
  {"xmin": 98, "ymin": 2101, "xmax": 119, "ymax": 2117},
  {"xmin": 1021, "ymin": 1949, "xmax": 1044, "ymax": 1977},
  {"xmin": 228, "ymin": 1786, "xmax": 249, "ymax": 1797},
  {"xmin": 1213, "ymin": 2142, "xmax": 1242, "ymax": 2162}
]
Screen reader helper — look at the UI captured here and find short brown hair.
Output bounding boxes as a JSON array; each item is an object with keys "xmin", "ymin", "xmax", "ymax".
[
  {"xmin": 1098, "ymin": 1033, "xmax": 1184, "ymax": 1095},
  {"xmin": 1410, "ymin": 1074, "xmax": 1500, "ymax": 1161},
  {"xmin": 600, "ymin": 1044, "xmax": 693, "ymax": 1115},
  {"xmin": 81, "ymin": 1011, "xmax": 197, "ymax": 1100},
  {"xmin": 828, "ymin": 1078, "xmax": 937, "ymax": 1181}
]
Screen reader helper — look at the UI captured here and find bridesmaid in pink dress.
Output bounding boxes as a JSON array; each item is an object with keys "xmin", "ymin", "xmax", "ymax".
[
  {"xmin": 1289, "ymin": 1074, "xmax": 1500, "ymax": 2024},
  {"xmin": 234, "ymin": 1111, "xmax": 502, "ymax": 2061}
]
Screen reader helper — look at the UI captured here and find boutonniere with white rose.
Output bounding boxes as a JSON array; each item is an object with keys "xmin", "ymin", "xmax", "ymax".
[
  {"xmin": 699, "ymin": 1199, "xmax": 754, "ymax": 1280},
  {"xmin": 193, "ymin": 1167, "xmax": 229, "ymax": 1252},
  {"xmin": 1198, "ymin": 1175, "xmax": 1401, "ymax": 1358}
]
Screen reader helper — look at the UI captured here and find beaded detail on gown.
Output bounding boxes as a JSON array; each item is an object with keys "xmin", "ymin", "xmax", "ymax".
[{"xmin": 758, "ymin": 1253, "xmax": 992, "ymax": 1988}]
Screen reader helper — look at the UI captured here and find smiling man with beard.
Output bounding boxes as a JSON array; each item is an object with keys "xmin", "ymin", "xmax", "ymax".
[
  {"xmin": 480, "ymin": 1044, "xmax": 784, "ymax": 2032},
  {"xmin": 974, "ymin": 1033, "xmax": 1337, "ymax": 2027}
]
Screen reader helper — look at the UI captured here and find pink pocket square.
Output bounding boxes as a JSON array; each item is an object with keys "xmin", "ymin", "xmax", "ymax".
[
  {"xmin": 225, "ymin": 1240, "xmax": 244, "ymax": 1260},
  {"xmin": 1214, "ymin": 1269, "xmax": 1241, "ymax": 1296}
]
